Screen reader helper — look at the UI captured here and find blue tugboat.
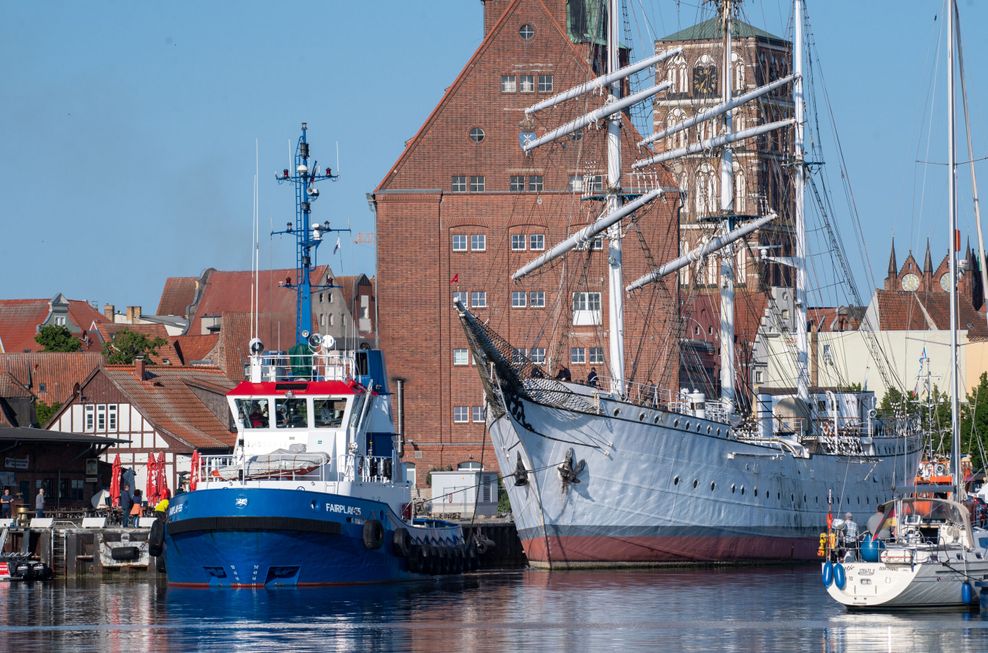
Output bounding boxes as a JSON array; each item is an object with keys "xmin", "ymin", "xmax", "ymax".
[{"xmin": 161, "ymin": 124, "xmax": 474, "ymax": 587}]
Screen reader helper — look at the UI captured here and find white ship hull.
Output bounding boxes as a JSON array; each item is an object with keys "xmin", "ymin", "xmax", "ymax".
[{"xmin": 491, "ymin": 390, "xmax": 923, "ymax": 568}]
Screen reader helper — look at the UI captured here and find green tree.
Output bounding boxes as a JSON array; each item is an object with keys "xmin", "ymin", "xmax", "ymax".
[
  {"xmin": 34, "ymin": 400, "xmax": 61, "ymax": 427},
  {"xmin": 34, "ymin": 324, "xmax": 81, "ymax": 352},
  {"xmin": 102, "ymin": 329, "xmax": 167, "ymax": 365},
  {"xmin": 961, "ymin": 372, "xmax": 988, "ymax": 470}
]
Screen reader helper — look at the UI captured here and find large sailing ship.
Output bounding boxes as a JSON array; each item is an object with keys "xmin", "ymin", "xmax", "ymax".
[{"xmin": 456, "ymin": 0, "xmax": 925, "ymax": 567}]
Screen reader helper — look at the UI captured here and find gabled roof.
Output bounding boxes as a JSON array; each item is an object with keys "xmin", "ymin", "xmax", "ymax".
[
  {"xmin": 0, "ymin": 352, "xmax": 103, "ymax": 406},
  {"xmin": 660, "ymin": 17, "xmax": 784, "ymax": 43},
  {"xmin": 874, "ymin": 290, "xmax": 988, "ymax": 338},
  {"xmin": 156, "ymin": 276, "xmax": 200, "ymax": 318},
  {"xmin": 0, "ymin": 372, "xmax": 32, "ymax": 399},
  {"xmin": 98, "ymin": 366, "xmax": 237, "ymax": 450}
]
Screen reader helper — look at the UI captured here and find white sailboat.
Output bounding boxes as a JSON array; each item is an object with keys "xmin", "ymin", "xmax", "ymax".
[
  {"xmin": 824, "ymin": 0, "xmax": 988, "ymax": 609},
  {"xmin": 456, "ymin": 0, "xmax": 925, "ymax": 568}
]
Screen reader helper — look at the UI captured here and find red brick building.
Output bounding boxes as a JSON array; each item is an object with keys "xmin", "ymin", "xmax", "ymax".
[{"xmin": 374, "ymin": 0, "xmax": 680, "ymax": 488}]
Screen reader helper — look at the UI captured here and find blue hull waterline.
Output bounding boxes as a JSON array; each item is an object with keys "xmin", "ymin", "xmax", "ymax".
[{"xmin": 165, "ymin": 488, "xmax": 417, "ymax": 587}]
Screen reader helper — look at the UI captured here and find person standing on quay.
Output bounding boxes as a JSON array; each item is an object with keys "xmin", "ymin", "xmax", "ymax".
[
  {"xmin": 1, "ymin": 487, "xmax": 12, "ymax": 519},
  {"xmin": 35, "ymin": 487, "xmax": 45, "ymax": 518}
]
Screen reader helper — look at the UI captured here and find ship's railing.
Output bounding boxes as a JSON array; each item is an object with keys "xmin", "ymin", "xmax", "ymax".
[
  {"xmin": 356, "ymin": 455, "xmax": 395, "ymax": 484},
  {"xmin": 196, "ymin": 454, "xmax": 338, "ymax": 484},
  {"xmin": 249, "ymin": 351, "xmax": 357, "ymax": 382}
]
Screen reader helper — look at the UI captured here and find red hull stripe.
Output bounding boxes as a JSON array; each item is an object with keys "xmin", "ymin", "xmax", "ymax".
[
  {"xmin": 228, "ymin": 380, "xmax": 367, "ymax": 396},
  {"xmin": 521, "ymin": 533, "xmax": 820, "ymax": 564}
]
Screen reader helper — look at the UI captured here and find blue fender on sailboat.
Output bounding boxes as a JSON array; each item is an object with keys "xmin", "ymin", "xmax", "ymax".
[
  {"xmin": 834, "ymin": 563, "xmax": 846, "ymax": 590},
  {"xmin": 963, "ymin": 581, "xmax": 974, "ymax": 604},
  {"xmin": 822, "ymin": 561, "xmax": 834, "ymax": 587}
]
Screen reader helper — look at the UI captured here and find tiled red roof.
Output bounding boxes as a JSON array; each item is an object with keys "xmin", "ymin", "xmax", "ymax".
[
  {"xmin": 0, "ymin": 372, "xmax": 32, "ymax": 398},
  {"xmin": 0, "ymin": 298, "xmax": 108, "ymax": 353},
  {"xmin": 156, "ymin": 277, "xmax": 200, "ymax": 317},
  {"xmin": 0, "ymin": 352, "xmax": 103, "ymax": 406},
  {"xmin": 808, "ymin": 306, "xmax": 863, "ymax": 332},
  {"xmin": 173, "ymin": 334, "xmax": 220, "ymax": 364},
  {"xmin": 187, "ymin": 266, "xmax": 331, "ymax": 337},
  {"xmin": 875, "ymin": 290, "xmax": 988, "ymax": 338},
  {"xmin": 0, "ymin": 300, "xmax": 49, "ymax": 353},
  {"xmin": 102, "ymin": 365, "xmax": 236, "ymax": 450}
]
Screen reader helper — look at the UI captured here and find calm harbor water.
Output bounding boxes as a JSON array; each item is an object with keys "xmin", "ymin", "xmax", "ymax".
[{"xmin": 3, "ymin": 566, "xmax": 988, "ymax": 652}]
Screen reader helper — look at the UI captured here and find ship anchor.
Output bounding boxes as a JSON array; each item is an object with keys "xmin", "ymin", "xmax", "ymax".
[{"xmin": 557, "ymin": 448, "xmax": 586, "ymax": 492}]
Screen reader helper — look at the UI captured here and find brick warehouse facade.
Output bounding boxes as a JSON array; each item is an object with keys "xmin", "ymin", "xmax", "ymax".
[{"xmin": 374, "ymin": 0, "xmax": 681, "ymax": 489}]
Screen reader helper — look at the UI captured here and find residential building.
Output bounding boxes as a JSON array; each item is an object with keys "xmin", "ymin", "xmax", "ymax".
[
  {"xmin": 48, "ymin": 360, "xmax": 236, "ymax": 495},
  {"xmin": 0, "ymin": 353, "xmax": 103, "ymax": 426},
  {"xmin": 373, "ymin": 0, "xmax": 680, "ymax": 487}
]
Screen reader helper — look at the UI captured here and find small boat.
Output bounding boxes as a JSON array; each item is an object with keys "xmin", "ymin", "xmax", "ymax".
[
  {"xmin": 160, "ymin": 125, "xmax": 479, "ymax": 587},
  {"xmin": 824, "ymin": 497, "xmax": 988, "ymax": 609},
  {"xmin": 823, "ymin": 0, "xmax": 988, "ymax": 610}
]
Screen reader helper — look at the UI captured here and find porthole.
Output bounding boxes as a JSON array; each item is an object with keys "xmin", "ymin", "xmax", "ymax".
[
  {"xmin": 469, "ymin": 127, "xmax": 485, "ymax": 143},
  {"xmin": 673, "ymin": 419, "xmax": 680, "ymax": 428},
  {"xmin": 653, "ymin": 416, "xmax": 660, "ymax": 424},
  {"xmin": 519, "ymin": 24, "xmax": 535, "ymax": 40},
  {"xmin": 716, "ymin": 429, "xmax": 721, "ymax": 436},
  {"xmin": 754, "ymin": 488, "xmax": 758, "ymax": 497},
  {"xmin": 706, "ymin": 426, "xmax": 712, "ymax": 434},
  {"xmin": 673, "ymin": 476, "xmax": 680, "ymax": 485},
  {"xmin": 684, "ymin": 421, "xmax": 691, "ymax": 430},
  {"xmin": 710, "ymin": 481, "xmax": 716, "ymax": 491},
  {"xmin": 692, "ymin": 479, "xmax": 699, "ymax": 489},
  {"xmin": 730, "ymin": 484, "xmax": 736, "ymax": 494},
  {"xmin": 740, "ymin": 486, "xmax": 745, "ymax": 495},
  {"xmin": 639, "ymin": 412, "xmax": 646, "ymax": 421},
  {"xmin": 696, "ymin": 423, "xmax": 702, "ymax": 432},
  {"xmin": 613, "ymin": 409, "xmax": 620, "ymax": 417}
]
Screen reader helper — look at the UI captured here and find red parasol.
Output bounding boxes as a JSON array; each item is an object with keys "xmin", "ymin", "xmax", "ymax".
[
  {"xmin": 146, "ymin": 453, "xmax": 158, "ymax": 504},
  {"xmin": 110, "ymin": 453, "xmax": 121, "ymax": 508},
  {"xmin": 156, "ymin": 451, "xmax": 168, "ymax": 500},
  {"xmin": 190, "ymin": 450, "xmax": 200, "ymax": 491}
]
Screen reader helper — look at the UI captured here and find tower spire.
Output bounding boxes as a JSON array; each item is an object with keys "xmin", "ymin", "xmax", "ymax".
[
  {"xmin": 923, "ymin": 238, "xmax": 933, "ymax": 275},
  {"xmin": 888, "ymin": 238, "xmax": 898, "ymax": 275}
]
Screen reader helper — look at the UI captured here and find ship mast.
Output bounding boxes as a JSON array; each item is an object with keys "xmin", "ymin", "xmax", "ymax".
[
  {"xmin": 718, "ymin": 0, "xmax": 737, "ymax": 414},
  {"xmin": 272, "ymin": 123, "xmax": 346, "ymax": 346},
  {"xmin": 947, "ymin": 0, "xmax": 962, "ymax": 499},
  {"xmin": 605, "ymin": 0, "xmax": 626, "ymax": 396},
  {"xmin": 794, "ymin": 0, "xmax": 809, "ymax": 406}
]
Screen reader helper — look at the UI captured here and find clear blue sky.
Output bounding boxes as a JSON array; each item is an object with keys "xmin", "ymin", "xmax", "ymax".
[{"xmin": 1, "ymin": 1, "xmax": 985, "ymax": 312}]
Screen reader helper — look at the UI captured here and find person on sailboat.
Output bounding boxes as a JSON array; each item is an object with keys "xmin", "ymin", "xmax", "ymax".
[
  {"xmin": 555, "ymin": 366, "xmax": 571, "ymax": 382},
  {"xmin": 587, "ymin": 368, "xmax": 599, "ymax": 388}
]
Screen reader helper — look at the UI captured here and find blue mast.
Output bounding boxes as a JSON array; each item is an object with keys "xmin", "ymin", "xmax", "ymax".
[{"xmin": 272, "ymin": 122, "xmax": 348, "ymax": 346}]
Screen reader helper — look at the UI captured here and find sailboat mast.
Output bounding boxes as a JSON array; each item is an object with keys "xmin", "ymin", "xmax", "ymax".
[
  {"xmin": 718, "ymin": 0, "xmax": 736, "ymax": 413},
  {"xmin": 947, "ymin": 0, "xmax": 962, "ymax": 498},
  {"xmin": 605, "ymin": 0, "xmax": 626, "ymax": 395},
  {"xmin": 794, "ymin": 0, "xmax": 809, "ymax": 405}
]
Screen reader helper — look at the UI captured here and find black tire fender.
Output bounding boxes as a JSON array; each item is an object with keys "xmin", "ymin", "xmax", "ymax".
[{"xmin": 362, "ymin": 519, "xmax": 385, "ymax": 550}]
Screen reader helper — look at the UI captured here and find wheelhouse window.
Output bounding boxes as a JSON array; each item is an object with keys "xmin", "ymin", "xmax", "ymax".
[
  {"xmin": 236, "ymin": 399, "xmax": 270, "ymax": 429},
  {"xmin": 275, "ymin": 397, "xmax": 308, "ymax": 428},
  {"xmin": 314, "ymin": 399, "xmax": 347, "ymax": 428}
]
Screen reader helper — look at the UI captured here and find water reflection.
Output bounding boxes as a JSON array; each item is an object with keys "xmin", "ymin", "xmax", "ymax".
[{"xmin": 2, "ymin": 567, "xmax": 988, "ymax": 652}]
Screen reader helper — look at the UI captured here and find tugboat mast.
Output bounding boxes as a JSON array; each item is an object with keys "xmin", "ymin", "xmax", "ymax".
[{"xmin": 272, "ymin": 122, "xmax": 347, "ymax": 346}]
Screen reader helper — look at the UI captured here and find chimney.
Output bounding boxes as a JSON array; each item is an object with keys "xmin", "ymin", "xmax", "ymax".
[
  {"xmin": 134, "ymin": 356, "xmax": 146, "ymax": 381},
  {"xmin": 103, "ymin": 304, "xmax": 115, "ymax": 321},
  {"xmin": 126, "ymin": 306, "xmax": 142, "ymax": 323}
]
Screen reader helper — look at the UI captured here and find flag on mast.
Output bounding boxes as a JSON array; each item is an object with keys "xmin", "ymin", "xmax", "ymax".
[{"xmin": 333, "ymin": 237, "xmax": 341, "ymax": 254}]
